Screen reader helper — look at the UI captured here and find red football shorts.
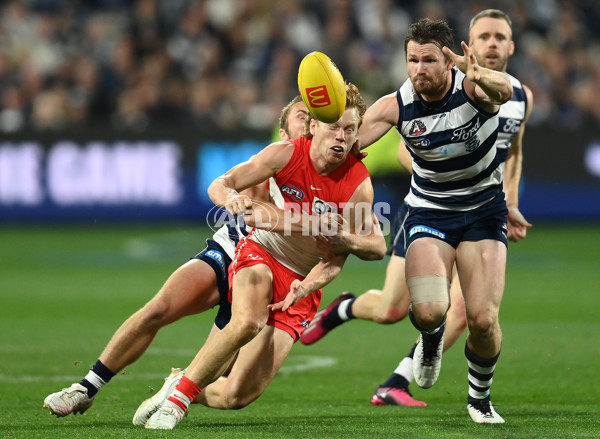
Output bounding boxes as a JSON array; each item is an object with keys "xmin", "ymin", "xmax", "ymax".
[{"xmin": 229, "ymin": 236, "xmax": 322, "ymax": 341}]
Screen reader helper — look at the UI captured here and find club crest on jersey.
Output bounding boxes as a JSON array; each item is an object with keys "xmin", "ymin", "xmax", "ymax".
[
  {"xmin": 281, "ymin": 184, "xmax": 305, "ymax": 201},
  {"xmin": 465, "ymin": 136, "xmax": 481, "ymax": 152},
  {"xmin": 313, "ymin": 197, "xmax": 336, "ymax": 215},
  {"xmin": 305, "ymin": 85, "xmax": 331, "ymax": 108},
  {"xmin": 409, "ymin": 120, "xmax": 427, "ymax": 135},
  {"xmin": 408, "ymin": 137, "xmax": 431, "ymax": 149}
]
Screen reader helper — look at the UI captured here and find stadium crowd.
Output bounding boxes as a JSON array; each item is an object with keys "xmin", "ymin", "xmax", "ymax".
[{"xmin": 1, "ymin": 0, "xmax": 599, "ymax": 133}]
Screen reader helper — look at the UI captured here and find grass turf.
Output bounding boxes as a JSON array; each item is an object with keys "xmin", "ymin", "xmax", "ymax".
[{"xmin": 1, "ymin": 223, "xmax": 599, "ymax": 438}]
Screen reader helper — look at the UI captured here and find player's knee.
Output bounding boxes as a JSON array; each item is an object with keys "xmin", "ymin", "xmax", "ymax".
[
  {"xmin": 221, "ymin": 390, "xmax": 257, "ymax": 410},
  {"xmin": 407, "ymin": 275, "xmax": 450, "ymax": 328},
  {"xmin": 134, "ymin": 297, "xmax": 173, "ymax": 330},
  {"xmin": 372, "ymin": 305, "xmax": 408, "ymax": 324},
  {"xmin": 220, "ymin": 383, "xmax": 262, "ymax": 410},
  {"xmin": 221, "ymin": 393, "xmax": 246, "ymax": 410},
  {"xmin": 412, "ymin": 302, "xmax": 448, "ymax": 328},
  {"xmin": 228, "ymin": 317, "xmax": 264, "ymax": 343},
  {"xmin": 467, "ymin": 312, "xmax": 497, "ymax": 337}
]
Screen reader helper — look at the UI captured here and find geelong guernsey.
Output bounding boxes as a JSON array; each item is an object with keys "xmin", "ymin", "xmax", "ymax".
[
  {"xmin": 496, "ymin": 73, "xmax": 528, "ymax": 165},
  {"xmin": 398, "ymin": 67, "xmax": 503, "ymax": 211},
  {"xmin": 212, "ymin": 218, "xmax": 249, "ymax": 260},
  {"xmin": 251, "ymin": 137, "xmax": 370, "ymax": 276}
]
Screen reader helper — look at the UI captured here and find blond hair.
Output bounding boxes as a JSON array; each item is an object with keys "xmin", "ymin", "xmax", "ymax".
[
  {"xmin": 302, "ymin": 82, "xmax": 366, "ymax": 138},
  {"xmin": 469, "ymin": 9, "xmax": 512, "ymax": 31}
]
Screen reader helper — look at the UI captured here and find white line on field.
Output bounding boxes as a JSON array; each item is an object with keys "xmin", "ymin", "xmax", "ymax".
[
  {"xmin": 278, "ymin": 355, "xmax": 337, "ymax": 374},
  {"xmin": 0, "ymin": 356, "xmax": 337, "ymax": 383}
]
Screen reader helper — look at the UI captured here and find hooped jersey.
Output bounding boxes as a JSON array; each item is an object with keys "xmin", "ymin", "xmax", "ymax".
[
  {"xmin": 496, "ymin": 73, "xmax": 528, "ymax": 164},
  {"xmin": 212, "ymin": 217, "xmax": 249, "ymax": 260},
  {"xmin": 251, "ymin": 137, "xmax": 370, "ymax": 276},
  {"xmin": 398, "ymin": 67, "xmax": 503, "ymax": 211}
]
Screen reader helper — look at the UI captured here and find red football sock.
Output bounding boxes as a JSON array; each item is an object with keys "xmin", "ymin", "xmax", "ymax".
[{"xmin": 167, "ymin": 376, "xmax": 202, "ymax": 411}]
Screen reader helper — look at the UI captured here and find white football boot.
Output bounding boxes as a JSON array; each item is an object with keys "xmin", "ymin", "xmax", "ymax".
[
  {"xmin": 145, "ymin": 405, "xmax": 185, "ymax": 430},
  {"xmin": 132, "ymin": 367, "xmax": 185, "ymax": 426},
  {"xmin": 468, "ymin": 398, "xmax": 505, "ymax": 423},
  {"xmin": 413, "ymin": 330, "xmax": 445, "ymax": 389},
  {"xmin": 43, "ymin": 383, "xmax": 95, "ymax": 417}
]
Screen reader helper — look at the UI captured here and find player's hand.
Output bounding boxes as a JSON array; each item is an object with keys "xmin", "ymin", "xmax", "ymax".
[
  {"xmin": 350, "ymin": 139, "xmax": 368, "ymax": 160},
  {"xmin": 318, "ymin": 212, "xmax": 345, "ymax": 237},
  {"xmin": 507, "ymin": 206, "xmax": 532, "ymax": 242},
  {"xmin": 443, "ymin": 41, "xmax": 481, "ymax": 83},
  {"xmin": 316, "ymin": 214, "xmax": 354, "ymax": 255},
  {"xmin": 267, "ymin": 280, "xmax": 307, "ymax": 312},
  {"xmin": 224, "ymin": 193, "xmax": 253, "ymax": 216}
]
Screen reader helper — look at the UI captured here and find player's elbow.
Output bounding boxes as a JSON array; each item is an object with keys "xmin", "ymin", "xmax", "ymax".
[
  {"xmin": 374, "ymin": 239, "xmax": 387, "ymax": 259},
  {"xmin": 207, "ymin": 178, "xmax": 220, "ymax": 204},
  {"xmin": 207, "ymin": 176, "xmax": 232, "ymax": 206}
]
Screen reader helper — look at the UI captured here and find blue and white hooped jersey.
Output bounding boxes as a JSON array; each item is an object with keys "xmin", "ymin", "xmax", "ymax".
[
  {"xmin": 496, "ymin": 73, "xmax": 528, "ymax": 164},
  {"xmin": 212, "ymin": 216, "xmax": 249, "ymax": 259},
  {"xmin": 398, "ymin": 68, "xmax": 503, "ymax": 211}
]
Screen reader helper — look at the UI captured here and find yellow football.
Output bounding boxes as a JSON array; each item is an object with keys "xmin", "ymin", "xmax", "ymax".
[{"xmin": 298, "ymin": 52, "xmax": 346, "ymax": 123}]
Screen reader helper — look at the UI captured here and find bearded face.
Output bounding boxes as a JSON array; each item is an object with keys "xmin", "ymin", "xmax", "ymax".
[{"xmin": 406, "ymin": 41, "xmax": 453, "ymax": 100}]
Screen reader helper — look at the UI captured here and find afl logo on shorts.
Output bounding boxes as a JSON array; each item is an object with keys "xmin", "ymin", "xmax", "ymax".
[
  {"xmin": 305, "ymin": 85, "xmax": 332, "ymax": 108},
  {"xmin": 281, "ymin": 184, "xmax": 305, "ymax": 201}
]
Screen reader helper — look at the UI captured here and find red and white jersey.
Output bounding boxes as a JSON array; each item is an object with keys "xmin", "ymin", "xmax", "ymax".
[{"xmin": 251, "ymin": 137, "xmax": 370, "ymax": 276}]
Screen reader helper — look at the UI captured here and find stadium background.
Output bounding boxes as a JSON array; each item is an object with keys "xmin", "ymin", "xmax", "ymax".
[
  {"xmin": 2, "ymin": 2, "xmax": 600, "ymax": 437},
  {"xmin": 1, "ymin": 0, "xmax": 599, "ymax": 223}
]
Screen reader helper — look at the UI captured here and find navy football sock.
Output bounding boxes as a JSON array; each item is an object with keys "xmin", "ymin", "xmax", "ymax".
[
  {"xmin": 322, "ymin": 297, "xmax": 357, "ymax": 329},
  {"xmin": 79, "ymin": 360, "xmax": 116, "ymax": 398}
]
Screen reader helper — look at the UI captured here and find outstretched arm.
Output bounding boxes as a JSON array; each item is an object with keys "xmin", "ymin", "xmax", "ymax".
[
  {"xmin": 358, "ymin": 93, "xmax": 400, "ymax": 150},
  {"xmin": 443, "ymin": 41, "xmax": 513, "ymax": 110}
]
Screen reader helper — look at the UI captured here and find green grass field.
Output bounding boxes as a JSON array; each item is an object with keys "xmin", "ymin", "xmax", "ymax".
[{"xmin": 1, "ymin": 223, "xmax": 599, "ymax": 438}]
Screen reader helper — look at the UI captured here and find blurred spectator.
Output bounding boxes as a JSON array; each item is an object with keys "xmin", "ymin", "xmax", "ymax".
[
  {"xmin": 0, "ymin": 86, "xmax": 26, "ymax": 132},
  {"xmin": 0, "ymin": 0, "xmax": 599, "ymax": 132}
]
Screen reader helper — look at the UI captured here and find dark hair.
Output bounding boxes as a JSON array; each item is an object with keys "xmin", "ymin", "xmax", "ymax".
[
  {"xmin": 469, "ymin": 9, "xmax": 512, "ymax": 31},
  {"xmin": 404, "ymin": 18, "xmax": 454, "ymax": 55}
]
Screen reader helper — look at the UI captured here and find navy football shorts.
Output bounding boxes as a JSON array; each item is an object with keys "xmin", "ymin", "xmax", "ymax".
[
  {"xmin": 193, "ymin": 239, "xmax": 233, "ymax": 330},
  {"xmin": 405, "ymin": 195, "xmax": 508, "ymax": 250},
  {"xmin": 387, "ymin": 201, "xmax": 410, "ymax": 258}
]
